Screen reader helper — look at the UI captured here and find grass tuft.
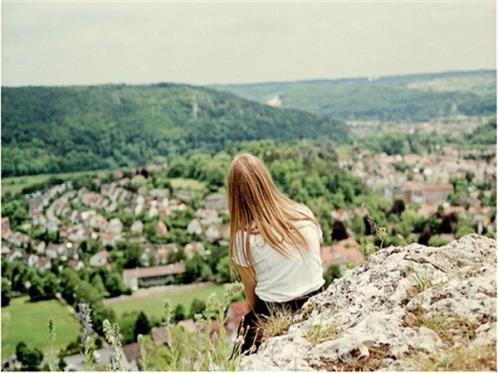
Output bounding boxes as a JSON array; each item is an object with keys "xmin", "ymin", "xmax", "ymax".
[
  {"xmin": 256, "ymin": 305, "xmax": 294, "ymax": 341},
  {"xmin": 305, "ymin": 322, "xmax": 338, "ymax": 347},
  {"xmin": 419, "ymin": 344, "xmax": 496, "ymax": 371}
]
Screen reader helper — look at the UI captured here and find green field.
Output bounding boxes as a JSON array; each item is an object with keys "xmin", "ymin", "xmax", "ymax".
[
  {"xmin": 1, "ymin": 165, "xmax": 205, "ymax": 197},
  {"xmin": 170, "ymin": 177, "xmax": 206, "ymax": 192},
  {"xmin": 1, "ymin": 169, "xmax": 115, "ymax": 196},
  {"xmin": 1, "ymin": 296, "xmax": 79, "ymax": 361},
  {"xmin": 104, "ymin": 283, "xmax": 224, "ymax": 321}
]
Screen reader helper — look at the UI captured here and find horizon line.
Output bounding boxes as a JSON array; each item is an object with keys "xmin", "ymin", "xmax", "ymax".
[{"xmin": 1, "ymin": 67, "xmax": 495, "ymax": 89}]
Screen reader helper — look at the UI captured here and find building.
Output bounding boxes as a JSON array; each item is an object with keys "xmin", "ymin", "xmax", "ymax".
[
  {"xmin": 321, "ymin": 238, "xmax": 365, "ymax": 270},
  {"xmin": 90, "ymin": 250, "xmax": 110, "ymax": 267},
  {"xmin": 225, "ymin": 300, "xmax": 249, "ymax": 338},
  {"xmin": 397, "ymin": 182, "xmax": 454, "ymax": 205},
  {"xmin": 123, "ymin": 262, "xmax": 186, "ymax": 290},
  {"xmin": 1, "ymin": 217, "xmax": 11, "ymax": 238},
  {"xmin": 204, "ymin": 193, "xmax": 227, "ymax": 211}
]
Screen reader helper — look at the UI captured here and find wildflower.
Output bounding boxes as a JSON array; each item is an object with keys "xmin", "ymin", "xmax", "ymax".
[{"xmin": 76, "ymin": 303, "xmax": 94, "ymax": 346}]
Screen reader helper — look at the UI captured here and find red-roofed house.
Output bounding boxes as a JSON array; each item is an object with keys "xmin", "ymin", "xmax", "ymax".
[
  {"xmin": 225, "ymin": 300, "xmax": 249, "ymax": 338},
  {"xmin": 321, "ymin": 238, "xmax": 365, "ymax": 270},
  {"xmin": 401, "ymin": 182, "xmax": 454, "ymax": 204}
]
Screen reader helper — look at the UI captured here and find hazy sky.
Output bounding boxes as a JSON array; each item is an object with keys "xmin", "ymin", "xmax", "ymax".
[{"xmin": 2, "ymin": 1, "xmax": 496, "ymax": 86}]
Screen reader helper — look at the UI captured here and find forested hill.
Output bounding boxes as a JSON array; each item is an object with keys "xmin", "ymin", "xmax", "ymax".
[
  {"xmin": 214, "ymin": 70, "xmax": 496, "ymax": 121},
  {"xmin": 1, "ymin": 84, "xmax": 347, "ymax": 177}
]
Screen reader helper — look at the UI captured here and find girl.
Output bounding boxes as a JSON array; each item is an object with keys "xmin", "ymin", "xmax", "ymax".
[{"xmin": 228, "ymin": 153, "xmax": 325, "ymax": 355}]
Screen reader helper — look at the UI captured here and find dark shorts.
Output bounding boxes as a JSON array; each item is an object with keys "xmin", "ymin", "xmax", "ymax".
[{"xmin": 232, "ymin": 285, "xmax": 324, "ymax": 356}]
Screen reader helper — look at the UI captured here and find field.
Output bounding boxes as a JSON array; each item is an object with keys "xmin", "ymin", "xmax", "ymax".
[
  {"xmin": 170, "ymin": 177, "xmax": 206, "ymax": 192},
  {"xmin": 2, "ymin": 166, "xmax": 205, "ymax": 196},
  {"xmin": 1, "ymin": 296, "xmax": 79, "ymax": 361},
  {"xmin": 104, "ymin": 282, "xmax": 224, "ymax": 321},
  {"xmin": 1, "ymin": 169, "xmax": 115, "ymax": 196}
]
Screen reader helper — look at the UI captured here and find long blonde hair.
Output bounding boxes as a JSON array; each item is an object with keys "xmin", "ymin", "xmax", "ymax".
[{"xmin": 227, "ymin": 153, "xmax": 318, "ymax": 280}]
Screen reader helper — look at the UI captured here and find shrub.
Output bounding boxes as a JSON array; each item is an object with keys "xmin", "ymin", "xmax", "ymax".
[{"xmin": 455, "ymin": 226, "xmax": 475, "ymax": 239}]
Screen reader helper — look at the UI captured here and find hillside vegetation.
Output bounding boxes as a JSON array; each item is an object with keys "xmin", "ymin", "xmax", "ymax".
[
  {"xmin": 215, "ymin": 70, "xmax": 496, "ymax": 121},
  {"xmin": 1, "ymin": 84, "xmax": 347, "ymax": 177}
]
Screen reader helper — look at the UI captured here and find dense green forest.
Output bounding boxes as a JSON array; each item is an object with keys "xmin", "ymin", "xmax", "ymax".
[
  {"xmin": 215, "ymin": 70, "xmax": 496, "ymax": 121},
  {"xmin": 1, "ymin": 84, "xmax": 347, "ymax": 177}
]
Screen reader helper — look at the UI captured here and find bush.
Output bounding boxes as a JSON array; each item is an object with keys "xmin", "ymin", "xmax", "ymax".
[
  {"xmin": 134, "ymin": 312, "xmax": 151, "ymax": 341},
  {"xmin": 455, "ymin": 226, "xmax": 475, "ymax": 239},
  {"xmin": 173, "ymin": 304, "xmax": 186, "ymax": 322},
  {"xmin": 324, "ymin": 265, "xmax": 341, "ymax": 287},
  {"xmin": 428, "ymin": 235, "xmax": 449, "ymax": 247},
  {"xmin": 188, "ymin": 298, "xmax": 206, "ymax": 319},
  {"xmin": 16, "ymin": 342, "xmax": 44, "ymax": 371}
]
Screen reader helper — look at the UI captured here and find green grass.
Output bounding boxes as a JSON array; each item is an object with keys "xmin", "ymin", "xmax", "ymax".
[
  {"xmin": 104, "ymin": 283, "xmax": 224, "ymax": 321},
  {"xmin": 1, "ymin": 169, "xmax": 115, "ymax": 196},
  {"xmin": 2, "ymin": 171, "xmax": 205, "ymax": 197},
  {"xmin": 170, "ymin": 178, "xmax": 206, "ymax": 192},
  {"xmin": 1, "ymin": 296, "xmax": 79, "ymax": 361}
]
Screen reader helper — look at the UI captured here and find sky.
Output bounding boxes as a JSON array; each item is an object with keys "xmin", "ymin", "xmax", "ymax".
[{"xmin": 1, "ymin": 0, "xmax": 496, "ymax": 86}]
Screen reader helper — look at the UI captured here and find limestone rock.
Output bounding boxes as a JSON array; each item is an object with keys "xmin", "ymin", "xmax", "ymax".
[{"xmin": 238, "ymin": 235, "xmax": 496, "ymax": 371}]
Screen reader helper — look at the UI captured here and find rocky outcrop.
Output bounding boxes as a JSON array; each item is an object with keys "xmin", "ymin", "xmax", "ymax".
[{"xmin": 239, "ymin": 234, "xmax": 497, "ymax": 371}]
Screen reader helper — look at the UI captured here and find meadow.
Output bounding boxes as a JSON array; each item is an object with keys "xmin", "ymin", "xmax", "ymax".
[
  {"xmin": 104, "ymin": 282, "xmax": 224, "ymax": 320},
  {"xmin": 1, "ymin": 296, "xmax": 79, "ymax": 361},
  {"xmin": 1, "ymin": 169, "xmax": 114, "ymax": 196},
  {"xmin": 2, "ymin": 168, "xmax": 205, "ymax": 196}
]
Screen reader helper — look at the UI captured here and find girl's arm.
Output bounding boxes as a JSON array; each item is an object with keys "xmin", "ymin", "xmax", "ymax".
[{"xmin": 237, "ymin": 265, "xmax": 257, "ymax": 309}]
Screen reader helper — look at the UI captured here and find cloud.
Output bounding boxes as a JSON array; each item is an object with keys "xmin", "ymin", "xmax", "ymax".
[{"xmin": 1, "ymin": 1, "xmax": 495, "ymax": 86}]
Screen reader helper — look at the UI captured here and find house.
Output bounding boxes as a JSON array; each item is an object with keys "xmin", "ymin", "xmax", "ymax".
[
  {"xmin": 1, "ymin": 243, "xmax": 11, "ymax": 256},
  {"xmin": 106, "ymin": 218, "xmax": 123, "ymax": 234},
  {"xmin": 151, "ymin": 326, "xmax": 169, "ymax": 345},
  {"xmin": 156, "ymin": 244, "xmax": 176, "ymax": 264},
  {"xmin": 80, "ymin": 191, "xmax": 106, "ymax": 208},
  {"xmin": 46, "ymin": 243, "xmax": 65, "ymax": 259},
  {"xmin": 148, "ymin": 204, "xmax": 159, "ymax": 219},
  {"xmin": 170, "ymin": 199, "xmax": 186, "ymax": 212},
  {"xmin": 81, "ymin": 210, "xmax": 108, "ymax": 229},
  {"xmin": 130, "ymin": 221, "xmax": 144, "ymax": 235},
  {"xmin": 204, "ymin": 193, "xmax": 227, "ymax": 211},
  {"xmin": 122, "ymin": 262, "xmax": 186, "ymax": 290},
  {"xmin": 221, "ymin": 224, "xmax": 230, "ymax": 241},
  {"xmin": 196, "ymin": 209, "xmax": 221, "ymax": 226},
  {"xmin": 90, "ymin": 250, "xmax": 110, "ymax": 267},
  {"xmin": 140, "ymin": 247, "xmax": 156, "ymax": 267},
  {"xmin": 187, "ymin": 219, "xmax": 202, "ymax": 235},
  {"xmin": 417, "ymin": 203, "xmax": 439, "ymax": 218},
  {"xmin": 330, "ymin": 209, "xmax": 354, "ymax": 222},
  {"xmin": 400, "ymin": 182, "xmax": 454, "ymax": 205},
  {"xmin": 178, "ymin": 319, "xmax": 196, "ymax": 333},
  {"xmin": 225, "ymin": 300, "xmax": 249, "ymax": 338},
  {"xmin": 67, "ymin": 225, "xmax": 90, "ymax": 242},
  {"xmin": 68, "ymin": 259, "xmax": 84, "ymax": 271},
  {"xmin": 100, "ymin": 231, "xmax": 121, "ymax": 247},
  {"xmin": 206, "ymin": 225, "xmax": 221, "ymax": 242},
  {"xmin": 155, "ymin": 221, "xmax": 168, "ymax": 237},
  {"xmin": 321, "ymin": 238, "xmax": 365, "ymax": 270},
  {"xmin": 36, "ymin": 256, "xmax": 52, "ymax": 271},
  {"xmin": 6, "ymin": 231, "xmax": 30, "ymax": 248},
  {"xmin": 1, "ymin": 217, "xmax": 11, "ymax": 238},
  {"xmin": 184, "ymin": 242, "xmax": 205, "ymax": 258},
  {"xmin": 26, "ymin": 254, "xmax": 39, "ymax": 267},
  {"xmin": 122, "ymin": 343, "xmax": 140, "ymax": 371},
  {"xmin": 34, "ymin": 241, "xmax": 46, "ymax": 254}
]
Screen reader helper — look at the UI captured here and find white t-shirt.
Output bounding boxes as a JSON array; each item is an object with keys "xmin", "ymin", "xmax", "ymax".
[{"xmin": 233, "ymin": 206, "xmax": 325, "ymax": 302}]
